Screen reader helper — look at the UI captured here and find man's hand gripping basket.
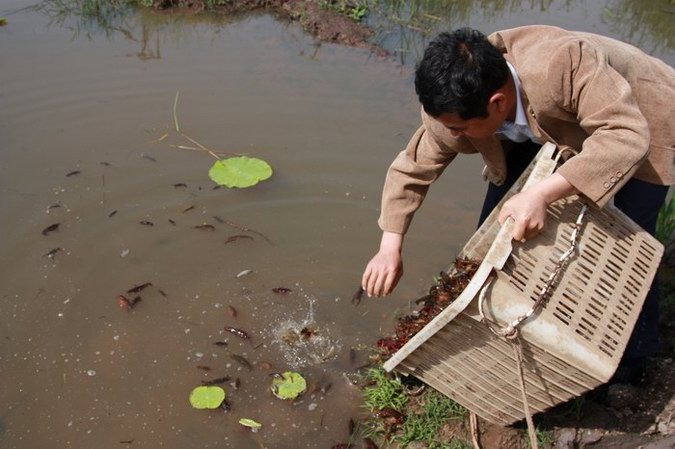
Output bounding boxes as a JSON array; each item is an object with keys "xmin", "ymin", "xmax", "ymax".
[{"xmin": 383, "ymin": 143, "xmax": 664, "ymax": 425}]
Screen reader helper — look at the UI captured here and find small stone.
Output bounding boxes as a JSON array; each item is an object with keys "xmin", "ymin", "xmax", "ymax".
[
  {"xmin": 578, "ymin": 428, "xmax": 604, "ymax": 446},
  {"xmin": 554, "ymin": 428, "xmax": 576, "ymax": 449}
]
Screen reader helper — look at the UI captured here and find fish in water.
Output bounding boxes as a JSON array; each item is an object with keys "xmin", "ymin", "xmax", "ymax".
[
  {"xmin": 229, "ymin": 353, "xmax": 252, "ymax": 371},
  {"xmin": 352, "ymin": 286, "xmax": 364, "ymax": 306},
  {"xmin": 224, "ymin": 326, "xmax": 249, "ymax": 339}
]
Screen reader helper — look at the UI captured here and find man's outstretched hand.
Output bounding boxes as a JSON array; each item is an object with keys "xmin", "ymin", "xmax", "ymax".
[{"xmin": 362, "ymin": 231, "xmax": 404, "ymax": 297}]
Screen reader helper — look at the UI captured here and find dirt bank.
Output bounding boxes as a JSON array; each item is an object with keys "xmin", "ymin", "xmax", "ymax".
[{"xmin": 152, "ymin": 0, "xmax": 387, "ymax": 55}]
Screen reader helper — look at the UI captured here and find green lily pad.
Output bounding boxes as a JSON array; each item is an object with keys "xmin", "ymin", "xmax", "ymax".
[
  {"xmin": 189, "ymin": 386, "xmax": 226, "ymax": 409},
  {"xmin": 208, "ymin": 156, "xmax": 272, "ymax": 188},
  {"xmin": 238, "ymin": 418, "xmax": 262, "ymax": 430},
  {"xmin": 271, "ymin": 371, "xmax": 307, "ymax": 400}
]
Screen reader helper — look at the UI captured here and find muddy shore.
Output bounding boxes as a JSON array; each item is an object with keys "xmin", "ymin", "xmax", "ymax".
[{"xmin": 152, "ymin": 0, "xmax": 387, "ymax": 55}]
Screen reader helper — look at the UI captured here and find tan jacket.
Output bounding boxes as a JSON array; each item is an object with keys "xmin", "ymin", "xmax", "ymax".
[{"xmin": 379, "ymin": 25, "xmax": 675, "ymax": 234}]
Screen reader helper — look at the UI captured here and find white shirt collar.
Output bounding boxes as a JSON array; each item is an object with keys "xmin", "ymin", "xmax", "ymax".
[{"xmin": 507, "ymin": 61, "xmax": 529, "ymax": 127}]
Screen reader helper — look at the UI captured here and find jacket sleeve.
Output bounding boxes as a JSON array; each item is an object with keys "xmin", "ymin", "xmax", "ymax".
[
  {"xmin": 377, "ymin": 124, "xmax": 459, "ymax": 234},
  {"xmin": 548, "ymin": 40, "xmax": 651, "ymax": 207}
]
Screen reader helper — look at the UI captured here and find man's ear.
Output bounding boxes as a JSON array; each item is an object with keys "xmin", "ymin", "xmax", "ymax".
[{"xmin": 489, "ymin": 92, "xmax": 507, "ymax": 113}]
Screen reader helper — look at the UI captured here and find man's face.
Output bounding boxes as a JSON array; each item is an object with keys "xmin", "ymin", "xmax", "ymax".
[{"xmin": 436, "ymin": 96, "xmax": 508, "ymax": 139}]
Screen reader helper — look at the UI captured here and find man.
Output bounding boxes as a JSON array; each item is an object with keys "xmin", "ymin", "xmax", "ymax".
[{"xmin": 361, "ymin": 26, "xmax": 674, "ymax": 381}]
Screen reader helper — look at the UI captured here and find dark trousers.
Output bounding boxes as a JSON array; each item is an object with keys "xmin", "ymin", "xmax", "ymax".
[{"xmin": 478, "ymin": 141, "xmax": 669, "ymax": 363}]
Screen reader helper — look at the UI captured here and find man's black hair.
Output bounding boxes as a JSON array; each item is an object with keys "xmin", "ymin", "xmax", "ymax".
[{"xmin": 415, "ymin": 28, "xmax": 509, "ymax": 119}]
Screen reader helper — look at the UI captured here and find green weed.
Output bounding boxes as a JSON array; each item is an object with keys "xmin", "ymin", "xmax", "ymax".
[
  {"xmin": 397, "ymin": 389, "xmax": 467, "ymax": 448},
  {"xmin": 320, "ymin": 0, "xmax": 369, "ymax": 22},
  {"xmin": 523, "ymin": 427, "xmax": 556, "ymax": 449},
  {"xmin": 362, "ymin": 366, "xmax": 408, "ymax": 411},
  {"xmin": 656, "ymin": 196, "xmax": 675, "ymax": 245}
]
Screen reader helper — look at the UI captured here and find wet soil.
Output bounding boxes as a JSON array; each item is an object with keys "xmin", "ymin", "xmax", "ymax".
[{"xmin": 152, "ymin": 0, "xmax": 387, "ymax": 55}]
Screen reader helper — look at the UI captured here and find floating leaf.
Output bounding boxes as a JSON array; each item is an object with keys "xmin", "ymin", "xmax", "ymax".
[
  {"xmin": 208, "ymin": 156, "xmax": 272, "ymax": 188},
  {"xmin": 238, "ymin": 418, "xmax": 262, "ymax": 430},
  {"xmin": 189, "ymin": 386, "xmax": 226, "ymax": 409},
  {"xmin": 0, "ymin": 18, "xmax": 7, "ymax": 26},
  {"xmin": 271, "ymin": 371, "xmax": 307, "ymax": 400}
]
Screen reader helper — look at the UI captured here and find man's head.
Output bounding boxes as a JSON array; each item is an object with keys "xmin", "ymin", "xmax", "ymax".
[{"xmin": 415, "ymin": 28, "xmax": 510, "ymax": 129}]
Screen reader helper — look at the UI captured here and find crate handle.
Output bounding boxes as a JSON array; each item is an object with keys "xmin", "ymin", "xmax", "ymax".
[{"xmin": 478, "ymin": 203, "xmax": 588, "ymax": 338}]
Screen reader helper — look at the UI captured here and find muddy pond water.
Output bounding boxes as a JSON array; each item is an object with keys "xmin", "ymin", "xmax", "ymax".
[{"xmin": 0, "ymin": 1, "xmax": 672, "ymax": 448}]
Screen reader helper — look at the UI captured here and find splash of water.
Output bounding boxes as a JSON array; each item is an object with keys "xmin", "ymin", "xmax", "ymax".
[{"xmin": 267, "ymin": 293, "xmax": 342, "ymax": 369}]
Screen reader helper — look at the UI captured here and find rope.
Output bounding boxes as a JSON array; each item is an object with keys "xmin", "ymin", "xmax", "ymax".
[
  {"xmin": 469, "ymin": 412, "xmax": 481, "ymax": 449},
  {"xmin": 475, "ymin": 202, "xmax": 589, "ymax": 449},
  {"xmin": 510, "ymin": 333, "xmax": 538, "ymax": 449}
]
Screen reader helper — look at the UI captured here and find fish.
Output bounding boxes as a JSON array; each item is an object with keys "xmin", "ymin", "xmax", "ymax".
[
  {"xmin": 224, "ymin": 235, "xmax": 253, "ymax": 244},
  {"xmin": 352, "ymin": 286, "xmax": 364, "ymax": 306},
  {"xmin": 193, "ymin": 224, "xmax": 215, "ymax": 231},
  {"xmin": 43, "ymin": 247, "xmax": 62, "ymax": 259},
  {"xmin": 117, "ymin": 295, "xmax": 141, "ymax": 312},
  {"xmin": 272, "ymin": 287, "xmax": 292, "ymax": 295},
  {"xmin": 66, "ymin": 170, "xmax": 81, "ymax": 177},
  {"xmin": 220, "ymin": 399, "xmax": 231, "ymax": 412},
  {"xmin": 127, "ymin": 282, "xmax": 153, "ymax": 294},
  {"xmin": 229, "ymin": 353, "xmax": 252, "ymax": 371},
  {"xmin": 374, "ymin": 407, "xmax": 404, "ymax": 426},
  {"xmin": 108, "ymin": 210, "xmax": 118, "ymax": 218},
  {"xmin": 173, "ymin": 183, "xmax": 187, "ymax": 188},
  {"xmin": 139, "ymin": 221, "xmax": 154, "ymax": 226},
  {"xmin": 201, "ymin": 376, "xmax": 231, "ymax": 386},
  {"xmin": 226, "ymin": 305, "xmax": 237, "ymax": 318},
  {"xmin": 182, "ymin": 205, "xmax": 194, "ymax": 213},
  {"xmin": 224, "ymin": 326, "xmax": 249, "ymax": 339},
  {"xmin": 42, "ymin": 223, "xmax": 60, "ymax": 236}
]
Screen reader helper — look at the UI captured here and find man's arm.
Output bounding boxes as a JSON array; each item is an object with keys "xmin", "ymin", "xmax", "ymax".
[
  {"xmin": 544, "ymin": 40, "xmax": 650, "ymax": 207},
  {"xmin": 363, "ymin": 118, "xmax": 462, "ymax": 297}
]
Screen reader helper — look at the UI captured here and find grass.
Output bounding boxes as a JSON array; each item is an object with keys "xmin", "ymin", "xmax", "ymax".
[
  {"xmin": 397, "ymin": 389, "xmax": 467, "ymax": 448},
  {"xmin": 362, "ymin": 366, "xmax": 409, "ymax": 412},
  {"xmin": 657, "ymin": 196, "xmax": 675, "ymax": 245},
  {"xmin": 320, "ymin": 0, "xmax": 369, "ymax": 22},
  {"xmin": 361, "ymin": 366, "xmax": 471, "ymax": 448},
  {"xmin": 524, "ymin": 427, "xmax": 556, "ymax": 449}
]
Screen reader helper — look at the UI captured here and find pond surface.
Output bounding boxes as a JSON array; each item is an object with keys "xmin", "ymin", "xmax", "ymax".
[{"xmin": 0, "ymin": 1, "xmax": 672, "ymax": 448}]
